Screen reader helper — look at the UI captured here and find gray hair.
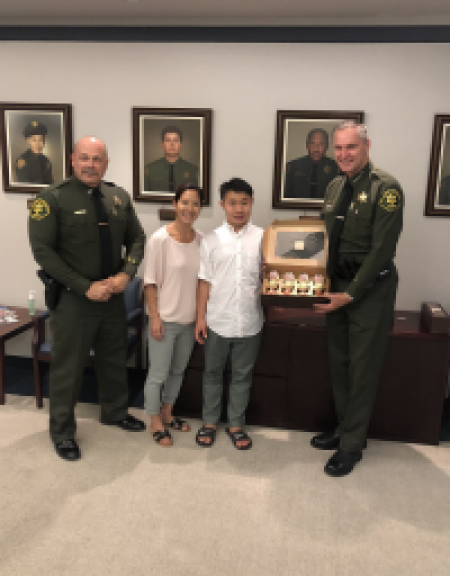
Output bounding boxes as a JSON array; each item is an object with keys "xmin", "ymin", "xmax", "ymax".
[{"xmin": 332, "ymin": 120, "xmax": 368, "ymax": 142}]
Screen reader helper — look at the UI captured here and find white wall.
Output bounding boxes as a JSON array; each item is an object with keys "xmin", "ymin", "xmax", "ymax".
[{"xmin": 1, "ymin": 41, "xmax": 449, "ymax": 356}]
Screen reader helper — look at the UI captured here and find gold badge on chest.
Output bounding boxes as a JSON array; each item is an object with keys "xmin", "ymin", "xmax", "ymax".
[{"xmin": 358, "ymin": 192, "xmax": 368, "ymax": 203}]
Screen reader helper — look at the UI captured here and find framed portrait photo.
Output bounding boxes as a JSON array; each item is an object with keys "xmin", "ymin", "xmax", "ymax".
[
  {"xmin": 272, "ymin": 110, "xmax": 365, "ymax": 210},
  {"xmin": 0, "ymin": 103, "xmax": 72, "ymax": 194},
  {"xmin": 132, "ymin": 107, "xmax": 212, "ymax": 205},
  {"xmin": 425, "ymin": 114, "xmax": 450, "ymax": 216}
]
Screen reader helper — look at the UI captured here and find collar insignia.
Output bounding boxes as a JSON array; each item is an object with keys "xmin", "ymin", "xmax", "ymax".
[{"xmin": 358, "ymin": 192, "xmax": 368, "ymax": 203}]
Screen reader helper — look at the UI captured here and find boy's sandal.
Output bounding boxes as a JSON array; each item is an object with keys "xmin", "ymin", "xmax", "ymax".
[
  {"xmin": 196, "ymin": 425, "xmax": 216, "ymax": 447},
  {"xmin": 166, "ymin": 417, "xmax": 190, "ymax": 432},
  {"xmin": 225, "ymin": 427, "xmax": 252, "ymax": 450},
  {"xmin": 152, "ymin": 429, "xmax": 173, "ymax": 446}
]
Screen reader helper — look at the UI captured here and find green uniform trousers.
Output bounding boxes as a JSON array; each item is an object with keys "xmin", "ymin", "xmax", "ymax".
[
  {"xmin": 49, "ymin": 289, "xmax": 129, "ymax": 442},
  {"xmin": 326, "ymin": 269, "xmax": 398, "ymax": 452},
  {"xmin": 202, "ymin": 328, "xmax": 262, "ymax": 428}
]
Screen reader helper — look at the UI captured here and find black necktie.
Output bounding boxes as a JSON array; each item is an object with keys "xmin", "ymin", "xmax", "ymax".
[
  {"xmin": 310, "ymin": 162, "xmax": 318, "ymax": 198},
  {"xmin": 169, "ymin": 164, "xmax": 174, "ymax": 192},
  {"xmin": 91, "ymin": 187, "xmax": 114, "ymax": 279},
  {"xmin": 326, "ymin": 178, "xmax": 354, "ymax": 278}
]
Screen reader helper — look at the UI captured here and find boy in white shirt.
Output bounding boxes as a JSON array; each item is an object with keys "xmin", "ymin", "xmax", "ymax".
[{"xmin": 195, "ymin": 178, "xmax": 263, "ymax": 450}]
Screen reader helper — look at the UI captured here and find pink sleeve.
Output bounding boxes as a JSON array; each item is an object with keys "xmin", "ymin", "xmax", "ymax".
[{"xmin": 143, "ymin": 234, "xmax": 163, "ymax": 287}]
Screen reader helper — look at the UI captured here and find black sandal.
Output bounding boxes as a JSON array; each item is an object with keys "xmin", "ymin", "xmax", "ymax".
[
  {"xmin": 225, "ymin": 427, "xmax": 252, "ymax": 450},
  {"xmin": 152, "ymin": 429, "xmax": 172, "ymax": 446},
  {"xmin": 196, "ymin": 425, "xmax": 216, "ymax": 448},
  {"xmin": 165, "ymin": 417, "xmax": 190, "ymax": 432}
]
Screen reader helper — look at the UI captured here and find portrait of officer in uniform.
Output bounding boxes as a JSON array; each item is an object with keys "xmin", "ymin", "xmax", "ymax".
[
  {"xmin": 15, "ymin": 120, "xmax": 53, "ymax": 185},
  {"xmin": 143, "ymin": 125, "xmax": 198, "ymax": 193},
  {"xmin": 435, "ymin": 125, "xmax": 450, "ymax": 207},
  {"xmin": 425, "ymin": 115, "xmax": 450, "ymax": 215},
  {"xmin": 283, "ymin": 128, "xmax": 339, "ymax": 200},
  {"xmin": 438, "ymin": 174, "xmax": 450, "ymax": 205},
  {"xmin": 133, "ymin": 108, "xmax": 212, "ymax": 205},
  {"xmin": 1, "ymin": 104, "xmax": 71, "ymax": 192},
  {"xmin": 273, "ymin": 112, "xmax": 364, "ymax": 209}
]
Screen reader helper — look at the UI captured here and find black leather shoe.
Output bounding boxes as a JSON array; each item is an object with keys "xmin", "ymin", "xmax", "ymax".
[
  {"xmin": 311, "ymin": 431, "xmax": 340, "ymax": 450},
  {"xmin": 324, "ymin": 449, "xmax": 362, "ymax": 477},
  {"xmin": 101, "ymin": 414, "xmax": 145, "ymax": 432},
  {"xmin": 54, "ymin": 439, "xmax": 81, "ymax": 461}
]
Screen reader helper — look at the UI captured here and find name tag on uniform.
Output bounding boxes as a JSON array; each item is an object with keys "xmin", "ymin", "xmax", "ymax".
[{"xmin": 74, "ymin": 209, "xmax": 86, "ymax": 214}]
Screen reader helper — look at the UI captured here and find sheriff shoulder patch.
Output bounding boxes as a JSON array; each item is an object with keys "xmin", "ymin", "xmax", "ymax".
[
  {"xmin": 379, "ymin": 189, "xmax": 401, "ymax": 211},
  {"xmin": 17, "ymin": 158, "xmax": 26, "ymax": 169},
  {"xmin": 30, "ymin": 198, "xmax": 50, "ymax": 220}
]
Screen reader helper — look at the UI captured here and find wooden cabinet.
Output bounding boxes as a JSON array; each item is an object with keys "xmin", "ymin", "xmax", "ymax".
[{"xmin": 175, "ymin": 311, "xmax": 450, "ymax": 445}]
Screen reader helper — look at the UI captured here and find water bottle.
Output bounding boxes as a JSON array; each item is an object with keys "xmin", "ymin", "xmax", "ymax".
[{"xmin": 28, "ymin": 290, "xmax": 36, "ymax": 316}]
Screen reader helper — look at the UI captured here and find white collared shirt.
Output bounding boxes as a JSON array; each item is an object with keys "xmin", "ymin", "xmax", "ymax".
[{"xmin": 199, "ymin": 222, "xmax": 264, "ymax": 338}]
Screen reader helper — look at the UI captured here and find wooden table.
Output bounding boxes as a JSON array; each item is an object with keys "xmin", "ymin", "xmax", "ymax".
[{"xmin": 0, "ymin": 305, "xmax": 37, "ymax": 404}]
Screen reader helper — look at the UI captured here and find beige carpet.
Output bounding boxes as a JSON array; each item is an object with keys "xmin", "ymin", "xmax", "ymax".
[{"xmin": 1, "ymin": 395, "xmax": 450, "ymax": 576}]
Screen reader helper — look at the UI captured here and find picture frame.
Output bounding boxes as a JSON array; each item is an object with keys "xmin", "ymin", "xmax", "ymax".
[
  {"xmin": 132, "ymin": 107, "xmax": 212, "ymax": 205},
  {"xmin": 272, "ymin": 110, "xmax": 365, "ymax": 210},
  {"xmin": 425, "ymin": 114, "xmax": 450, "ymax": 216},
  {"xmin": 0, "ymin": 103, "xmax": 73, "ymax": 194}
]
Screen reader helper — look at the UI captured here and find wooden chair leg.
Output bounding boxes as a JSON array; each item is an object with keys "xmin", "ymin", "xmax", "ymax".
[{"xmin": 33, "ymin": 357, "xmax": 44, "ymax": 409}]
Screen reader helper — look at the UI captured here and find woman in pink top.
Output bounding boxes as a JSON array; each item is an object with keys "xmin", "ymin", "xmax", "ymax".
[{"xmin": 143, "ymin": 183, "xmax": 202, "ymax": 446}]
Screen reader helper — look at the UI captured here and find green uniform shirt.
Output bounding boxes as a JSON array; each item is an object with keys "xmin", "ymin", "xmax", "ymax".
[
  {"xmin": 143, "ymin": 157, "xmax": 198, "ymax": 192},
  {"xmin": 322, "ymin": 162, "xmax": 404, "ymax": 302},
  {"xmin": 438, "ymin": 175, "xmax": 450, "ymax": 205},
  {"xmin": 15, "ymin": 149, "xmax": 53, "ymax": 185},
  {"xmin": 28, "ymin": 175, "xmax": 145, "ymax": 297},
  {"xmin": 284, "ymin": 155, "xmax": 339, "ymax": 199}
]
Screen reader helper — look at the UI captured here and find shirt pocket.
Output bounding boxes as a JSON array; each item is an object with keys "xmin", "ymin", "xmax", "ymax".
[
  {"xmin": 109, "ymin": 209, "xmax": 127, "ymax": 239},
  {"xmin": 346, "ymin": 208, "xmax": 372, "ymax": 244},
  {"xmin": 61, "ymin": 213, "xmax": 97, "ymax": 244},
  {"xmin": 242, "ymin": 249, "xmax": 261, "ymax": 282}
]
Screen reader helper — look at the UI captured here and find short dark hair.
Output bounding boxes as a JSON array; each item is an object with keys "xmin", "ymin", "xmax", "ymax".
[
  {"xmin": 219, "ymin": 177, "xmax": 254, "ymax": 200},
  {"xmin": 174, "ymin": 182, "xmax": 203, "ymax": 204},
  {"xmin": 162, "ymin": 125, "xmax": 182, "ymax": 142},
  {"xmin": 306, "ymin": 128, "xmax": 329, "ymax": 148}
]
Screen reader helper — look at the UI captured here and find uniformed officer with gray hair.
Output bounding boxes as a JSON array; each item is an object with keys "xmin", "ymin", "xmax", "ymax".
[
  {"xmin": 15, "ymin": 120, "xmax": 53, "ymax": 185},
  {"xmin": 313, "ymin": 120, "xmax": 404, "ymax": 476},
  {"xmin": 144, "ymin": 125, "xmax": 198, "ymax": 192},
  {"xmin": 28, "ymin": 136, "xmax": 146, "ymax": 461}
]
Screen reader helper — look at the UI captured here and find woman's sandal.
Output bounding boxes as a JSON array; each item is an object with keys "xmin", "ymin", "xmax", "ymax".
[
  {"xmin": 152, "ymin": 428, "xmax": 173, "ymax": 446},
  {"xmin": 165, "ymin": 417, "xmax": 190, "ymax": 432},
  {"xmin": 196, "ymin": 425, "xmax": 216, "ymax": 447},
  {"xmin": 225, "ymin": 427, "xmax": 252, "ymax": 450}
]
